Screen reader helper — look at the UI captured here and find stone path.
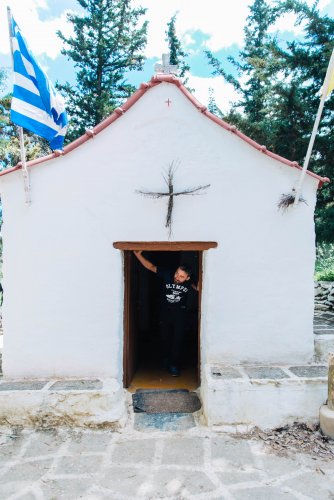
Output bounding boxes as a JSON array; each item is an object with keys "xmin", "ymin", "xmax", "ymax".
[
  {"xmin": 0, "ymin": 425, "xmax": 334, "ymax": 500},
  {"xmin": 314, "ymin": 311, "xmax": 334, "ymax": 333}
]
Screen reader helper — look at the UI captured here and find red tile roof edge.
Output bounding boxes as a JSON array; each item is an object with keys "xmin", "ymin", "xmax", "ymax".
[{"xmin": 0, "ymin": 74, "xmax": 330, "ymax": 187}]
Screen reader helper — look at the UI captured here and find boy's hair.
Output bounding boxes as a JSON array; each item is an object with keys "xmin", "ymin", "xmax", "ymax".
[{"xmin": 178, "ymin": 264, "xmax": 192, "ymax": 279}]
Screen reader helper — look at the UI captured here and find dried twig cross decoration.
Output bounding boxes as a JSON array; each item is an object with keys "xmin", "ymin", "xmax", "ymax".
[{"xmin": 136, "ymin": 162, "xmax": 210, "ymax": 237}]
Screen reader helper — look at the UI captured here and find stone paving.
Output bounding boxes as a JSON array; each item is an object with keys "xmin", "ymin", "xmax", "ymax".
[
  {"xmin": 0, "ymin": 424, "xmax": 334, "ymax": 500},
  {"xmin": 314, "ymin": 311, "xmax": 334, "ymax": 335}
]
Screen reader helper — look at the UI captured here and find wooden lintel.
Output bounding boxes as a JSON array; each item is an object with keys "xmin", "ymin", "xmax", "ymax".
[{"xmin": 113, "ymin": 241, "xmax": 217, "ymax": 251}]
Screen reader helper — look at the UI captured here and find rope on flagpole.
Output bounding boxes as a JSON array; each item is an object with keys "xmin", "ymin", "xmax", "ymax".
[{"xmin": 7, "ymin": 6, "xmax": 31, "ymax": 205}]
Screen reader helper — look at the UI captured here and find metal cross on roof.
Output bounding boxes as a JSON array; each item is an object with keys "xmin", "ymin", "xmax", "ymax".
[
  {"xmin": 136, "ymin": 162, "xmax": 210, "ymax": 238},
  {"xmin": 154, "ymin": 53, "xmax": 178, "ymax": 75}
]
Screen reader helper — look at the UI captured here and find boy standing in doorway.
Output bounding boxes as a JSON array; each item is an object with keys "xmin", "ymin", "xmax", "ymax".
[{"xmin": 133, "ymin": 251, "xmax": 198, "ymax": 377}]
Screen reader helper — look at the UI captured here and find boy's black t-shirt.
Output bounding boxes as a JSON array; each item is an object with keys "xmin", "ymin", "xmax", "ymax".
[{"xmin": 156, "ymin": 266, "xmax": 190, "ymax": 309}]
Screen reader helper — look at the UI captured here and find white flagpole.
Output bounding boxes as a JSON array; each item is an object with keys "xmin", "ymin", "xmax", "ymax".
[
  {"xmin": 18, "ymin": 126, "xmax": 31, "ymax": 204},
  {"xmin": 7, "ymin": 6, "xmax": 31, "ymax": 205},
  {"xmin": 293, "ymin": 48, "xmax": 334, "ymax": 207}
]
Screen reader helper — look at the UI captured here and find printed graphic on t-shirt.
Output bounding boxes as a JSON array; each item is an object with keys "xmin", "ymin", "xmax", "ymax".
[
  {"xmin": 156, "ymin": 267, "xmax": 190, "ymax": 307},
  {"xmin": 165, "ymin": 283, "xmax": 188, "ymax": 304}
]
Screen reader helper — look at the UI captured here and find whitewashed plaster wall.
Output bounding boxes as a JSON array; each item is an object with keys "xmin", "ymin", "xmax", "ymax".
[{"xmin": 0, "ymin": 82, "xmax": 318, "ymax": 379}]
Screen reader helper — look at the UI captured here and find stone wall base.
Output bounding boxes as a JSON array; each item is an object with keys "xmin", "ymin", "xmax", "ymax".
[
  {"xmin": 0, "ymin": 369, "xmax": 329, "ymax": 430},
  {"xmin": 315, "ymin": 281, "xmax": 334, "ymax": 311},
  {"xmin": 201, "ymin": 364, "xmax": 328, "ymax": 430},
  {"xmin": 0, "ymin": 378, "xmax": 127, "ymax": 428}
]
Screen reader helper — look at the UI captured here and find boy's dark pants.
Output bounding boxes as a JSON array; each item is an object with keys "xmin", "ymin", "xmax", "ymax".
[{"xmin": 160, "ymin": 307, "xmax": 187, "ymax": 368}]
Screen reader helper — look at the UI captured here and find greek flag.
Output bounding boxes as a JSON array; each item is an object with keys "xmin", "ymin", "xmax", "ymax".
[{"xmin": 10, "ymin": 14, "xmax": 68, "ymax": 150}]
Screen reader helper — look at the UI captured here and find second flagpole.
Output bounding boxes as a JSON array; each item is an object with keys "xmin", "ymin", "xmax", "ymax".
[{"xmin": 293, "ymin": 48, "xmax": 334, "ymax": 207}]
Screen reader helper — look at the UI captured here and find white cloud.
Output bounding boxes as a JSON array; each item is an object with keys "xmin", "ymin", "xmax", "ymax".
[
  {"xmin": 0, "ymin": 0, "xmax": 74, "ymax": 59},
  {"xmin": 187, "ymin": 75, "xmax": 240, "ymax": 113},
  {"xmin": 134, "ymin": 0, "xmax": 334, "ymax": 58},
  {"xmin": 317, "ymin": 0, "xmax": 332, "ymax": 9},
  {"xmin": 133, "ymin": 0, "xmax": 249, "ymax": 57},
  {"xmin": 1, "ymin": 0, "xmax": 334, "ymax": 66}
]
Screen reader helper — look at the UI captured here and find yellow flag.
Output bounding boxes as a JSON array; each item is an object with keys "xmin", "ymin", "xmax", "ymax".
[
  {"xmin": 327, "ymin": 71, "xmax": 334, "ymax": 96},
  {"xmin": 324, "ymin": 48, "xmax": 334, "ymax": 96}
]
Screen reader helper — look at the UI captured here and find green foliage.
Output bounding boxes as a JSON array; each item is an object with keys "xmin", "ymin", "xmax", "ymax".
[
  {"xmin": 0, "ymin": 68, "xmax": 7, "ymax": 91},
  {"xmin": 57, "ymin": 0, "xmax": 148, "ymax": 142},
  {"xmin": 206, "ymin": 0, "xmax": 281, "ymax": 145},
  {"xmin": 315, "ymin": 242, "xmax": 334, "ymax": 281},
  {"xmin": 207, "ymin": 88, "xmax": 224, "ymax": 117},
  {"xmin": 315, "ymin": 205, "xmax": 334, "ymax": 243},
  {"xmin": 0, "ymin": 134, "xmax": 50, "ymax": 170},
  {"xmin": 277, "ymin": 1, "xmax": 334, "ymax": 190}
]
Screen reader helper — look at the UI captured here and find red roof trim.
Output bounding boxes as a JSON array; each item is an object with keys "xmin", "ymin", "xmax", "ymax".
[{"xmin": 0, "ymin": 74, "xmax": 329, "ymax": 186}]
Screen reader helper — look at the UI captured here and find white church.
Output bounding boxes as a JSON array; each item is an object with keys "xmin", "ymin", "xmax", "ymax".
[{"xmin": 0, "ymin": 63, "xmax": 329, "ymax": 428}]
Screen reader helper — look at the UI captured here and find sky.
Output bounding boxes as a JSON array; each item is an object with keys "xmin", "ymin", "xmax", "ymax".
[{"xmin": 1, "ymin": 0, "xmax": 334, "ymax": 112}]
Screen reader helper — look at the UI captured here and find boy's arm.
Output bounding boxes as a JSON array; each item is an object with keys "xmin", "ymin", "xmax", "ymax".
[{"xmin": 133, "ymin": 250, "xmax": 157, "ymax": 273}]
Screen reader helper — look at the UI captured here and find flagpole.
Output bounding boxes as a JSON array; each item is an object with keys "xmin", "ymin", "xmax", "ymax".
[
  {"xmin": 293, "ymin": 48, "xmax": 334, "ymax": 207},
  {"xmin": 7, "ymin": 6, "xmax": 31, "ymax": 205},
  {"xmin": 18, "ymin": 127, "xmax": 31, "ymax": 203},
  {"xmin": 292, "ymin": 93, "xmax": 326, "ymax": 207}
]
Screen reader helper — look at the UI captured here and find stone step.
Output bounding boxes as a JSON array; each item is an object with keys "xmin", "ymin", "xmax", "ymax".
[
  {"xmin": 210, "ymin": 364, "xmax": 328, "ymax": 380},
  {"xmin": 134, "ymin": 412, "xmax": 196, "ymax": 431},
  {"xmin": 204, "ymin": 363, "xmax": 328, "ymax": 429},
  {"xmin": 0, "ymin": 377, "xmax": 127, "ymax": 428}
]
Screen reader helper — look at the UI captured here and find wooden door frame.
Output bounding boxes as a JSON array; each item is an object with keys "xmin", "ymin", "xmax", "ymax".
[
  {"xmin": 114, "ymin": 242, "xmax": 218, "ymax": 387},
  {"xmin": 122, "ymin": 251, "xmax": 133, "ymax": 388}
]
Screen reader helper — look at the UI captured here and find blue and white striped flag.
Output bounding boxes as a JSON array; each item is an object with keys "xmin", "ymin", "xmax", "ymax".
[{"xmin": 10, "ymin": 14, "xmax": 68, "ymax": 150}]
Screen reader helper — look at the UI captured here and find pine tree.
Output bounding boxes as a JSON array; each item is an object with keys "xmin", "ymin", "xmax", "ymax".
[
  {"xmin": 279, "ymin": 4, "xmax": 334, "ymax": 150},
  {"xmin": 205, "ymin": 0, "xmax": 334, "ymax": 240},
  {"xmin": 206, "ymin": 0, "xmax": 279, "ymax": 146},
  {"xmin": 0, "ymin": 70, "xmax": 11, "ymax": 169},
  {"xmin": 275, "ymin": 0, "xmax": 334, "ymax": 240},
  {"xmin": 165, "ymin": 14, "xmax": 191, "ymax": 85},
  {"xmin": 207, "ymin": 88, "xmax": 224, "ymax": 117},
  {"xmin": 57, "ymin": 0, "xmax": 148, "ymax": 141}
]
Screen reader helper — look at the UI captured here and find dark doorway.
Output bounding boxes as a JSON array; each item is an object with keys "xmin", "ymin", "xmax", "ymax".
[{"xmin": 123, "ymin": 250, "xmax": 201, "ymax": 389}]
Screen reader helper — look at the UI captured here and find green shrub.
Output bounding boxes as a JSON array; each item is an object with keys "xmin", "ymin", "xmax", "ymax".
[
  {"xmin": 315, "ymin": 206, "xmax": 334, "ymax": 243},
  {"xmin": 315, "ymin": 242, "xmax": 334, "ymax": 281},
  {"xmin": 315, "ymin": 269, "xmax": 334, "ymax": 281}
]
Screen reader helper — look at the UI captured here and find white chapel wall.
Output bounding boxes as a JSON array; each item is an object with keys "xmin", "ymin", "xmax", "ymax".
[{"xmin": 0, "ymin": 81, "xmax": 318, "ymax": 378}]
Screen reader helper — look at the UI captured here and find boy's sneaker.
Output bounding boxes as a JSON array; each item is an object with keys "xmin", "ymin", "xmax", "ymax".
[{"xmin": 169, "ymin": 365, "xmax": 180, "ymax": 377}]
